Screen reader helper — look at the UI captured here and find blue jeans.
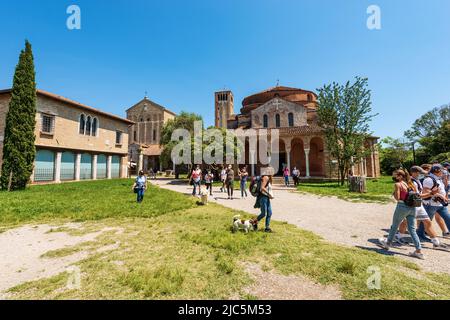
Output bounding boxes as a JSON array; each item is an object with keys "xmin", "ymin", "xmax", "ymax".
[
  {"xmin": 240, "ymin": 180, "xmax": 247, "ymax": 197},
  {"xmin": 136, "ymin": 188, "xmax": 145, "ymax": 203},
  {"xmin": 257, "ymin": 196, "xmax": 272, "ymax": 229},
  {"xmin": 284, "ymin": 176, "xmax": 289, "ymax": 186},
  {"xmin": 418, "ymin": 205, "xmax": 450, "ymax": 238},
  {"xmin": 387, "ymin": 202, "xmax": 421, "ymax": 250},
  {"xmin": 192, "ymin": 180, "xmax": 201, "ymax": 195}
]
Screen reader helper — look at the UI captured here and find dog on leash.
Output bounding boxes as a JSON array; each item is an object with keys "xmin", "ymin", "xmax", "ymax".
[{"xmin": 232, "ymin": 215, "xmax": 257, "ymax": 233}]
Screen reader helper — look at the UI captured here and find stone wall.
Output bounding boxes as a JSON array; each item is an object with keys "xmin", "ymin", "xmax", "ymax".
[
  {"xmin": 127, "ymin": 99, "xmax": 175, "ymax": 146},
  {"xmin": 251, "ymin": 98, "xmax": 307, "ymax": 129}
]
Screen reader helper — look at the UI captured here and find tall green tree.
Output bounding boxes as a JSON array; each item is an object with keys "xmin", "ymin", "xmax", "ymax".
[
  {"xmin": 404, "ymin": 104, "xmax": 450, "ymax": 164},
  {"xmin": 1, "ymin": 40, "xmax": 37, "ymax": 191},
  {"xmin": 378, "ymin": 137, "xmax": 413, "ymax": 174},
  {"xmin": 160, "ymin": 112, "xmax": 203, "ymax": 171},
  {"xmin": 317, "ymin": 77, "xmax": 377, "ymax": 185}
]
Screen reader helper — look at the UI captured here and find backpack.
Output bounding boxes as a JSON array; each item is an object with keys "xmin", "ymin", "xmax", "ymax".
[
  {"xmin": 249, "ymin": 176, "xmax": 262, "ymax": 197},
  {"xmin": 421, "ymin": 176, "xmax": 438, "ymax": 200},
  {"xmin": 404, "ymin": 188, "xmax": 422, "ymax": 208}
]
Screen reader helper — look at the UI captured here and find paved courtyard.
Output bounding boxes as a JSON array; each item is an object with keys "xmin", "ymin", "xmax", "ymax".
[{"xmin": 153, "ymin": 179, "xmax": 450, "ymax": 274}]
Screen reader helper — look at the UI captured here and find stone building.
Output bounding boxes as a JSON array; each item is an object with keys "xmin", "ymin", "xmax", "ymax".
[
  {"xmin": 218, "ymin": 86, "xmax": 380, "ymax": 178},
  {"xmin": 0, "ymin": 89, "xmax": 132, "ymax": 183},
  {"xmin": 126, "ymin": 96, "xmax": 176, "ymax": 173}
]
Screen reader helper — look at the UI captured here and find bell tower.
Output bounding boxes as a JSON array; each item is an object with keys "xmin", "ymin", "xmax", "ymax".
[{"xmin": 215, "ymin": 90, "xmax": 234, "ymax": 128}]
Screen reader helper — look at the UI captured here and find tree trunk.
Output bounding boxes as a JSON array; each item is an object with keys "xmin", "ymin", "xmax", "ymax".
[{"xmin": 7, "ymin": 170, "xmax": 13, "ymax": 192}]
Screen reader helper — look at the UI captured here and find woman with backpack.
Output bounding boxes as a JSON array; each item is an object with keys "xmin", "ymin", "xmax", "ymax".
[
  {"xmin": 378, "ymin": 169, "xmax": 424, "ymax": 259},
  {"xmin": 405, "ymin": 166, "xmax": 444, "ymax": 249},
  {"xmin": 252, "ymin": 167, "xmax": 275, "ymax": 233}
]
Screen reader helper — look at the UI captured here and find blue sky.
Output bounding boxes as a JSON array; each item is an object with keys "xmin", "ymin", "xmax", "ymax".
[{"xmin": 1, "ymin": 0, "xmax": 449, "ymax": 139}]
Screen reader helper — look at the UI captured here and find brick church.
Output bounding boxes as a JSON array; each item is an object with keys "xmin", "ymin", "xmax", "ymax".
[{"xmin": 215, "ymin": 85, "xmax": 381, "ymax": 178}]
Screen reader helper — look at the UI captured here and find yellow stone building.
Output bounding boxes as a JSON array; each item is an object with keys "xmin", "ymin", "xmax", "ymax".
[{"xmin": 0, "ymin": 89, "xmax": 133, "ymax": 183}]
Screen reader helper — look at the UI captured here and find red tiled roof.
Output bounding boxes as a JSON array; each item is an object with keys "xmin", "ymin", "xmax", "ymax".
[{"xmin": 0, "ymin": 89, "xmax": 134, "ymax": 125}]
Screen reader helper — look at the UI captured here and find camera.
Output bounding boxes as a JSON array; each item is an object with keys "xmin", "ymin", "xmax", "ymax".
[{"xmin": 433, "ymin": 197, "xmax": 449, "ymax": 207}]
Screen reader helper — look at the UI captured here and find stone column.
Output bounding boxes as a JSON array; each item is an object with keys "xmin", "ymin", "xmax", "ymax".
[
  {"xmin": 286, "ymin": 146, "xmax": 291, "ymax": 171},
  {"xmin": 120, "ymin": 155, "xmax": 128, "ymax": 178},
  {"xmin": 371, "ymin": 141, "xmax": 376, "ymax": 178},
  {"xmin": 54, "ymin": 151, "xmax": 62, "ymax": 183},
  {"xmin": 92, "ymin": 154, "xmax": 98, "ymax": 180},
  {"xmin": 107, "ymin": 155, "xmax": 112, "ymax": 179},
  {"xmin": 250, "ymin": 151, "xmax": 255, "ymax": 176},
  {"xmin": 304, "ymin": 148, "xmax": 311, "ymax": 178},
  {"xmin": 75, "ymin": 153, "xmax": 81, "ymax": 181},
  {"xmin": 138, "ymin": 151, "xmax": 144, "ymax": 172}
]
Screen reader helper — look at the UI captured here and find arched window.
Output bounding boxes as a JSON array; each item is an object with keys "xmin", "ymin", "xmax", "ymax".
[
  {"xmin": 263, "ymin": 114, "xmax": 268, "ymax": 128},
  {"xmin": 86, "ymin": 116, "xmax": 92, "ymax": 136},
  {"xmin": 79, "ymin": 114, "xmax": 85, "ymax": 134},
  {"xmin": 275, "ymin": 114, "xmax": 281, "ymax": 128},
  {"xmin": 308, "ymin": 94, "xmax": 313, "ymax": 102},
  {"xmin": 288, "ymin": 113, "xmax": 294, "ymax": 127},
  {"xmin": 92, "ymin": 118, "xmax": 98, "ymax": 136}
]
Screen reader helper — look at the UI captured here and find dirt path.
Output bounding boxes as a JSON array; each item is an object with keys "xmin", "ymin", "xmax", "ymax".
[
  {"xmin": 153, "ymin": 179, "xmax": 450, "ymax": 274},
  {"xmin": 0, "ymin": 223, "xmax": 121, "ymax": 297}
]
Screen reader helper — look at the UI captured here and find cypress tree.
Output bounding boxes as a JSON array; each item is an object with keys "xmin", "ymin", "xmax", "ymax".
[{"xmin": 0, "ymin": 40, "xmax": 37, "ymax": 191}]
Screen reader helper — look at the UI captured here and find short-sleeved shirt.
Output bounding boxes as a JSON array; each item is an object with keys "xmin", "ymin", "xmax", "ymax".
[
  {"xmin": 423, "ymin": 174, "xmax": 446, "ymax": 207},
  {"xmin": 191, "ymin": 169, "xmax": 201, "ymax": 182},
  {"xmin": 226, "ymin": 169, "xmax": 235, "ymax": 182},
  {"xmin": 444, "ymin": 170, "xmax": 450, "ymax": 186},
  {"xmin": 220, "ymin": 170, "xmax": 227, "ymax": 181},
  {"xmin": 205, "ymin": 173, "xmax": 213, "ymax": 183},
  {"xmin": 135, "ymin": 176, "xmax": 147, "ymax": 189}
]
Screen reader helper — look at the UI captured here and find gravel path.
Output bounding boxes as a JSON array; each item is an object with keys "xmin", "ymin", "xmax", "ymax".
[
  {"xmin": 0, "ymin": 224, "xmax": 121, "ymax": 297},
  {"xmin": 153, "ymin": 179, "xmax": 450, "ymax": 274}
]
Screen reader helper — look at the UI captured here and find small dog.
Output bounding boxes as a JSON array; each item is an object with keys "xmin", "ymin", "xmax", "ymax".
[{"xmin": 232, "ymin": 215, "xmax": 257, "ymax": 233}]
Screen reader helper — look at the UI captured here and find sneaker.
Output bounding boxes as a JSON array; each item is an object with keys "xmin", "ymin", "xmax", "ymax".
[
  {"xmin": 394, "ymin": 233, "xmax": 407, "ymax": 245},
  {"xmin": 409, "ymin": 251, "xmax": 424, "ymax": 260},
  {"xmin": 264, "ymin": 228, "xmax": 273, "ymax": 233},
  {"xmin": 434, "ymin": 243, "xmax": 450, "ymax": 251},
  {"xmin": 377, "ymin": 238, "xmax": 390, "ymax": 250},
  {"xmin": 419, "ymin": 235, "xmax": 432, "ymax": 243},
  {"xmin": 443, "ymin": 232, "xmax": 450, "ymax": 238}
]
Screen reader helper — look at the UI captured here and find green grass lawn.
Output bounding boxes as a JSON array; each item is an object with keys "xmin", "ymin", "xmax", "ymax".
[
  {"xmin": 297, "ymin": 176, "xmax": 394, "ymax": 203},
  {"xmin": 3, "ymin": 179, "xmax": 450, "ymax": 300},
  {"xmin": 0, "ymin": 179, "xmax": 196, "ymax": 226}
]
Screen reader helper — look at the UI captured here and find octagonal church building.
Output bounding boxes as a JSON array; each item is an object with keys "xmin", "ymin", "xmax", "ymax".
[{"xmin": 215, "ymin": 85, "xmax": 380, "ymax": 179}]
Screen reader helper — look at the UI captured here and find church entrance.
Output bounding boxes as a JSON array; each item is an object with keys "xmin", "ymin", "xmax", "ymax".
[{"xmin": 276, "ymin": 152, "xmax": 287, "ymax": 176}]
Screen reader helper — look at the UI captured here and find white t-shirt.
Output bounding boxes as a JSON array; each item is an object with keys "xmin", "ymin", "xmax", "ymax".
[
  {"xmin": 220, "ymin": 170, "xmax": 227, "ymax": 180},
  {"xmin": 423, "ymin": 174, "xmax": 446, "ymax": 207}
]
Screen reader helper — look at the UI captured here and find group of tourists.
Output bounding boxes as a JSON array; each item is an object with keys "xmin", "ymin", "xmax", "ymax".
[
  {"xmin": 282, "ymin": 166, "xmax": 301, "ymax": 187},
  {"xmin": 190, "ymin": 164, "xmax": 250, "ymax": 200},
  {"xmin": 378, "ymin": 162, "xmax": 450, "ymax": 260},
  {"xmin": 189, "ymin": 164, "xmax": 275, "ymax": 232}
]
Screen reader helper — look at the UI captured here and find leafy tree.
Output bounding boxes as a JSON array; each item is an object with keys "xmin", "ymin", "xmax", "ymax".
[
  {"xmin": 405, "ymin": 104, "xmax": 450, "ymax": 141},
  {"xmin": 404, "ymin": 104, "xmax": 450, "ymax": 164},
  {"xmin": 160, "ymin": 113, "xmax": 241, "ymax": 176},
  {"xmin": 1, "ymin": 40, "xmax": 37, "ymax": 191},
  {"xmin": 317, "ymin": 77, "xmax": 377, "ymax": 185},
  {"xmin": 378, "ymin": 137, "xmax": 413, "ymax": 174},
  {"xmin": 160, "ymin": 112, "xmax": 203, "ymax": 172}
]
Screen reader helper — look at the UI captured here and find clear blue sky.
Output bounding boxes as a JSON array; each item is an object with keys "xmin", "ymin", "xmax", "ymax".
[{"xmin": 1, "ymin": 0, "xmax": 449, "ymax": 139}]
